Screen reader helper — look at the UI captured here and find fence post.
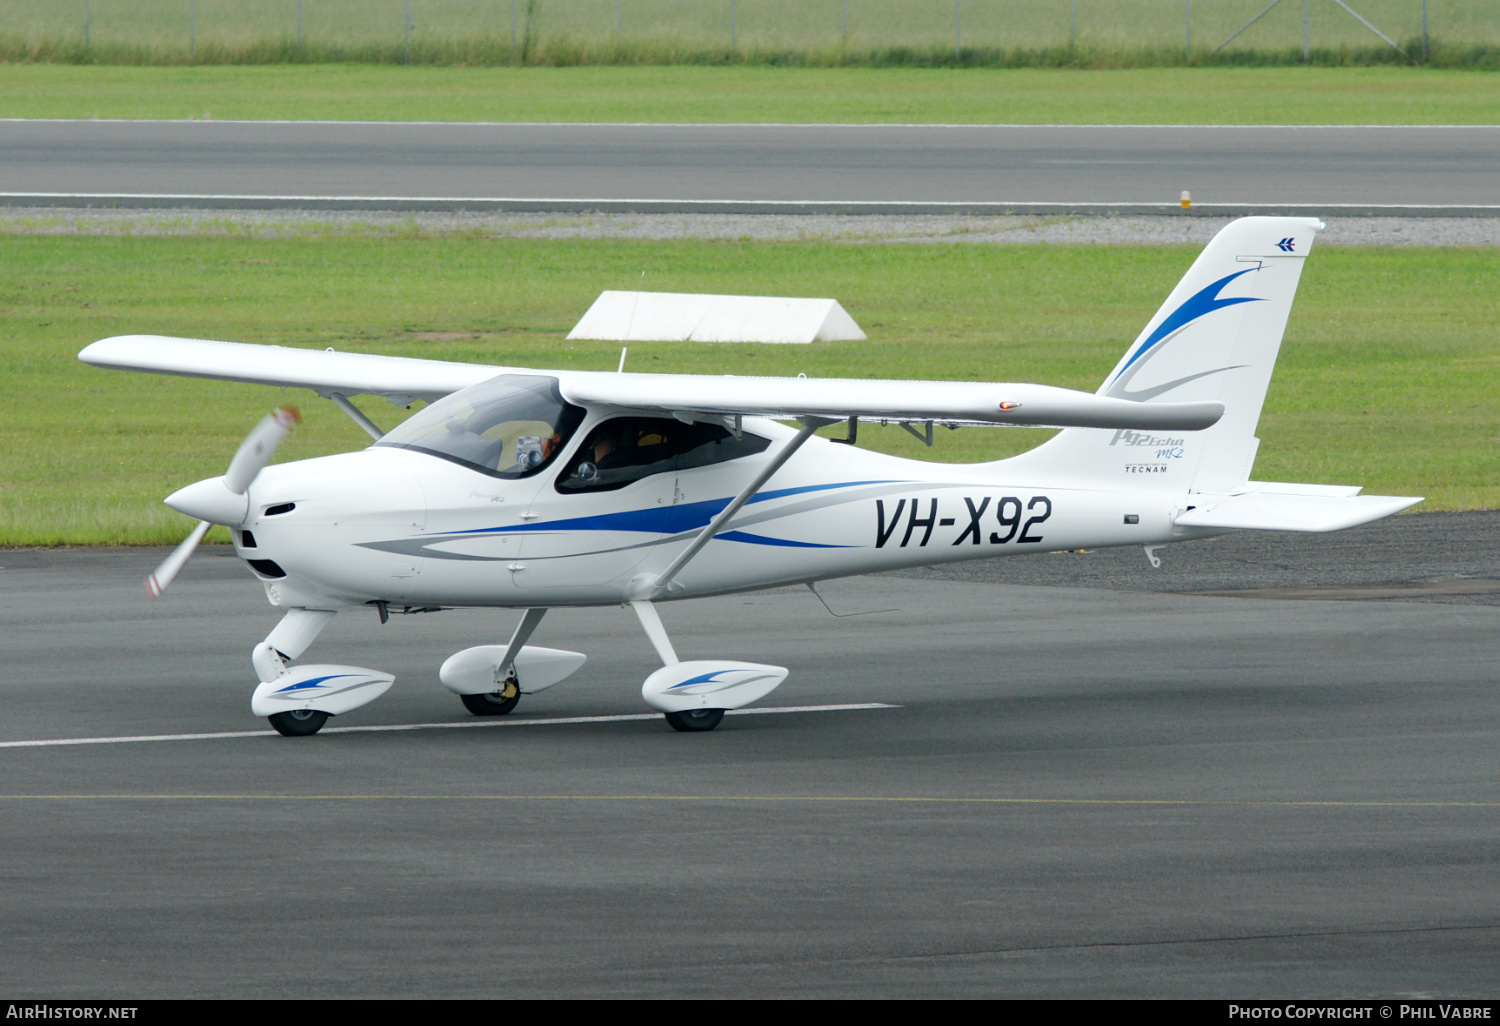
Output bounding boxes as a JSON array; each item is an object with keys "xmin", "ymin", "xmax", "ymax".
[
  {"xmin": 616, "ymin": 0, "xmax": 621, "ymax": 39},
  {"xmin": 1421, "ymin": 0, "xmax": 1428, "ymax": 57},
  {"xmin": 731, "ymin": 0, "xmax": 736, "ymax": 50},
  {"xmin": 842, "ymin": 0, "xmax": 847, "ymax": 44},
  {"xmin": 1185, "ymin": 0, "xmax": 1191, "ymax": 50},
  {"xmin": 84, "ymin": 1, "xmax": 90, "ymax": 48},
  {"xmin": 190, "ymin": 0, "xmax": 195, "ymax": 54},
  {"xmin": 403, "ymin": 0, "xmax": 411, "ymax": 63},
  {"xmin": 297, "ymin": 0, "xmax": 302, "ymax": 47},
  {"xmin": 955, "ymin": 0, "xmax": 961, "ymax": 59},
  {"xmin": 1303, "ymin": 0, "xmax": 1309, "ymax": 60},
  {"xmin": 511, "ymin": 0, "xmax": 517, "ymax": 48},
  {"xmin": 1069, "ymin": 0, "xmax": 1075, "ymax": 47}
]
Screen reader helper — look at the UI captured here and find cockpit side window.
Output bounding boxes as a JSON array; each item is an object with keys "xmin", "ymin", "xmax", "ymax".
[
  {"xmin": 375, "ymin": 375, "xmax": 585, "ymax": 479},
  {"xmin": 556, "ymin": 417, "xmax": 770, "ymax": 493}
]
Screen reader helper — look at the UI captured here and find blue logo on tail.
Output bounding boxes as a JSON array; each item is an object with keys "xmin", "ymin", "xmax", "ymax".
[
  {"xmin": 1103, "ymin": 266, "xmax": 1265, "ymax": 401},
  {"xmin": 1276, "ymin": 237, "xmax": 1296, "ymax": 253}
]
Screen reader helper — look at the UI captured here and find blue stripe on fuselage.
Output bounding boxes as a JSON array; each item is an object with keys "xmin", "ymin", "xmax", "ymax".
[
  {"xmin": 443, "ymin": 480, "xmax": 896, "ymax": 538},
  {"xmin": 717, "ymin": 530, "xmax": 851, "ymax": 548}
]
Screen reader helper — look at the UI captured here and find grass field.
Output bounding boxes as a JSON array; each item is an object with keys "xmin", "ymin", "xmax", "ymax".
[
  {"xmin": 1, "ymin": 230, "xmax": 1494, "ymax": 546},
  {"xmin": 4, "ymin": 0, "xmax": 1496, "ymax": 65},
  {"xmin": 1, "ymin": 64, "xmax": 1497, "ymax": 122}
]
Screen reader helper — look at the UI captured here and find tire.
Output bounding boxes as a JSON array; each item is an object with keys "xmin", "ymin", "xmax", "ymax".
[
  {"xmin": 664, "ymin": 708, "xmax": 725, "ymax": 733},
  {"xmin": 461, "ymin": 678, "xmax": 521, "ymax": 717},
  {"xmin": 268, "ymin": 709, "xmax": 329, "ymax": 737}
]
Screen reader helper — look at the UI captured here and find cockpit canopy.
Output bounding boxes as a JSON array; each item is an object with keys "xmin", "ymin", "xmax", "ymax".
[{"xmin": 375, "ymin": 374, "xmax": 585, "ymax": 478}]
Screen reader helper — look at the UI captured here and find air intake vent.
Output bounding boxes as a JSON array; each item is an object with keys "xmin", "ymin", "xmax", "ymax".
[
  {"xmin": 246, "ymin": 559, "xmax": 286, "ymax": 579},
  {"xmin": 263, "ymin": 502, "xmax": 296, "ymax": 516},
  {"xmin": 240, "ymin": 530, "xmax": 257, "ymax": 548}
]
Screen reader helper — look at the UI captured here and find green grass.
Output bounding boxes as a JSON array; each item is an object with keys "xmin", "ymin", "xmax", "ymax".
[
  {"xmin": 4, "ymin": 0, "xmax": 1496, "ymax": 66},
  {"xmin": 1, "ymin": 64, "xmax": 1498, "ymax": 123},
  {"xmin": 1, "ymin": 231, "xmax": 1494, "ymax": 546}
]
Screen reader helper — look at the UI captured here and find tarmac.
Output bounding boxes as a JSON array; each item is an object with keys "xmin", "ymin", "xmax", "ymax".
[
  {"xmin": 1, "ymin": 513, "xmax": 1496, "ymax": 997},
  {"xmin": 2, "ymin": 121, "xmax": 1497, "ymax": 215}
]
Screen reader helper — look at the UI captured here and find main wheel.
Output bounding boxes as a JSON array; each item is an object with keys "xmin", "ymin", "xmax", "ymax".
[
  {"xmin": 664, "ymin": 708, "xmax": 725, "ymax": 733},
  {"xmin": 268, "ymin": 709, "xmax": 329, "ymax": 737},
  {"xmin": 461, "ymin": 677, "xmax": 520, "ymax": 717}
]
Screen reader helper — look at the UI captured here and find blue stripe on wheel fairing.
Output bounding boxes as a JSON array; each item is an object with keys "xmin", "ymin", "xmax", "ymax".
[{"xmin": 274, "ymin": 674, "xmax": 360, "ymax": 693}]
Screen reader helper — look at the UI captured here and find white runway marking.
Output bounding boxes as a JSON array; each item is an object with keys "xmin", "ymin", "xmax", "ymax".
[
  {"xmin": 0, "ymin": 703, "xmax": 898, "ymax": 749},
  {"xmin": 5, "ymin": 192, "xmax": 1496, "ymax": 215},
  {"xmin": 2, "ymin": 118, "xmax": 1494, "ymax": 128}
]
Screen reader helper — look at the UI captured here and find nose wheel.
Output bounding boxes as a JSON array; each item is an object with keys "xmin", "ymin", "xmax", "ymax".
[
  {"xmin": 664, "ymin": 708, "xmax": 725, "ymax": 732},
  {"xmin": 461, "ymin": 676, "xmax": 521, "ymax": 716},
  {"xmin": 268, "ymin": 709, "xmax": 330, "ymax": 737}
]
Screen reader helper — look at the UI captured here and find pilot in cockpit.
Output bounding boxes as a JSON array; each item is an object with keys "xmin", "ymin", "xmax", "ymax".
[{"xmin": 442, "ymin": 415, "xmax": 506, "ymax": 468}]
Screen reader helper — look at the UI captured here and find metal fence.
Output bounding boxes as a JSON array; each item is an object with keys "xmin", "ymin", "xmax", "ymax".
[{"xmin": 3, "ymin": 1, "xmax": 1494, "ymax": 58}]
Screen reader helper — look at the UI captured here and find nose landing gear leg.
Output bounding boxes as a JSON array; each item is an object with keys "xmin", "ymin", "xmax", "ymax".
[{"xmin": 254, "ymin": 608, "xmax": 337, "ymax": 736}]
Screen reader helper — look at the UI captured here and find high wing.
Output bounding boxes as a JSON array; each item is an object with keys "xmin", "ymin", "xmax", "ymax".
[
  {"xmin": 558, "ymin": 371, "xmax": 1221, "ymax": 431},
  {"xmin": 80, "ymin": 334, "xmax": 1223, "ymax": 432},
  {"xmin": 79, "ymin": 335, "xmax": 503, "ymax": 405}
]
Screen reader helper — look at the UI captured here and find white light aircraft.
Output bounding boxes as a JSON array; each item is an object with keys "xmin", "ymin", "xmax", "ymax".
[{"xmin": 79, "ymin": 216, "xmax": 1420, "ymax": 737}]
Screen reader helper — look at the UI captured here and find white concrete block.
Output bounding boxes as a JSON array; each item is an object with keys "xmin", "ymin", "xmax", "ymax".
[{"xmin": 567, "ymin": 291, "xmax": 866, "ymax": 345}]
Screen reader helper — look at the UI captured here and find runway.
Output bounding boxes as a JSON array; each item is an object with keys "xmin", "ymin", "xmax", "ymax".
[
  {"xmin": 2, "ymin": 517, "xmax": 1497, "ymax": 997},
  {"xmin": 3, "ymin": 121, "xmax": 1498, "ymax": 215}
]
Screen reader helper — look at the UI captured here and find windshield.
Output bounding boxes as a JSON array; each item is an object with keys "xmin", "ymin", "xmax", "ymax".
[{"xmin": 375, "ymin": 375, "xmax": 585, "ymax": 478}]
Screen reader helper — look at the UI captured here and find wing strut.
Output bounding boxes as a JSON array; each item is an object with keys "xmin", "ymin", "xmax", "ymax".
[
  {"xmin": 642, "ymin": 416, "xmax": 834, "ymax": 598},
  {"xmin": 324, "ymin": 391, "xmax": 385, "ymax": 441}
]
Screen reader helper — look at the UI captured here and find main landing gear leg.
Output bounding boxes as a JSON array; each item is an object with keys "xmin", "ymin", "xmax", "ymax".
[
  {"xmin": 631, "ymin": 600, "xmax": 724, "ymax": 733},
  {"xmin": 253, "ymin": 608, "xmax": 337, "ymax": 737},
  {"xmin": 625, "ymin": 421, "xmax": 822, "ymax": 733},
  {"xmin": 460, "ymin": 608, "xmax": 547, "ymax": 717}
]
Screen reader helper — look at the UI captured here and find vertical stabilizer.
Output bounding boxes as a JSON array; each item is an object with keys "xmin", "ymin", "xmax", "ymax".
[{"xmin": 1003, "ymin": 216, "xmax": 1323, "ymax": 493}]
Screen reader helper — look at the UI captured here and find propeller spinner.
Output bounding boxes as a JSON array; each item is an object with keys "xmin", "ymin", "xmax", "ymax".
[{"xmin": 146, "ymin": 407, "xmax": 301, "ymax": 599}]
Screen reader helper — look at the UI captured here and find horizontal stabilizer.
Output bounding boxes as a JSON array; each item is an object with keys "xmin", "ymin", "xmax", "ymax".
[
  {"xmin": 1175, "ymin": 491, "xmax": 1421, "ymax": 533},
  {"xmin": 1246, "ymin": 480, "xmax": 1364, "ymax": 499}
]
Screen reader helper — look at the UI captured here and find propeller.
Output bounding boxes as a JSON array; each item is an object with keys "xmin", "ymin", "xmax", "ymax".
[{"xmin": 146, "ymin": 406, "xmax": 301, "ymax": 599}]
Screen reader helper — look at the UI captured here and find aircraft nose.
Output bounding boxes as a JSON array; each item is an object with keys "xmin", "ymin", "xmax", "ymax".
[{"xmin": 165, "ymin": 476, "xmax": 249, "ymax": 525}]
